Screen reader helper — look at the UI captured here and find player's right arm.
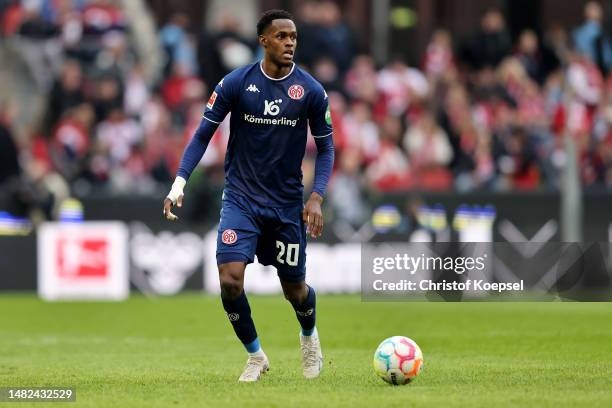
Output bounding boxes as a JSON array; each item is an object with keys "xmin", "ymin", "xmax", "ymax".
[{"xmin": 163, "ymin": 75, "xmax": 237, "ymax": 221}]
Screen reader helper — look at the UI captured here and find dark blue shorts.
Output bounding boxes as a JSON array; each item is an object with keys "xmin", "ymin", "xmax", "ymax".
[{"xmin": 216, "ymin": 190, "xmax": 307, "ymax": 283}]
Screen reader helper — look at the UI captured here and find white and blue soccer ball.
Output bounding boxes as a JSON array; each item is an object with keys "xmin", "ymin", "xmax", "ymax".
[{"xmin": 373, "ymin": 336, "xmax": 423, "ymax": 385}]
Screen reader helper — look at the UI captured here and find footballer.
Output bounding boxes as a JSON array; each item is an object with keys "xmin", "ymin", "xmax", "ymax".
[{"xmin": 163, "ymin": 10, "xmax": 335, "ymax": 382}]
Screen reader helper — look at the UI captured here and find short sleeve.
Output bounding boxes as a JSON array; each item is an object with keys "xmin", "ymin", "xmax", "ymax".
[
  {"xmin": 308, "ymin": 84, "xmax": 333, "ymax": 138},
  {"xmin": 203, "ymin": 73, "xmax": 238, "ymax": 124}
]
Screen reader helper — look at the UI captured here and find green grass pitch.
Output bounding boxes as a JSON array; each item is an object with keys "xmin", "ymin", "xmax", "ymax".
[{"xmin": 1, "ymin": 294, "xmax": 612, "ymax": 407}]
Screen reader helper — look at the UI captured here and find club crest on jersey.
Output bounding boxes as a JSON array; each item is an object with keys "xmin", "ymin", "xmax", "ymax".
[
  {"xmin": 207, "ymin": 91, "xmax": 218, "ymax": 109},
  {"xmin": 288, "ymin": 84, "xmax": 304, "ymax": 100},
  {"xmin": 222, "ymin": 229, "xmax": 237, "ymax": 245}
]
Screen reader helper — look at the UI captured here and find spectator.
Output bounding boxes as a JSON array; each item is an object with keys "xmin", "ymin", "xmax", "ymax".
[
  {"xmin": 455, "ymin": 131, "xmax": 496, "ymax": 191},
  {"xmin": 566, "ymin": 51, "xmax": 604, "ymax": 106},
  {"xmin": 544, "ymin": 24, "xmax": 571, "ymax": 67},
  {"xmin": 423, "ymin": 29, "xmax": 455, "ymax": 81},
  {"xmin": 81, "ymin": 0, "xmax": 126, "ymax": 37},
  {"xmin": 0, "ymin": 103, "xmax": 20, "ymax": 184},
  {"xmin": 439, "ymin": 84, "xmax": 478, "ymax": 174},
  {"xmin": 46, "ymin": 59, "xmax": 84, "ymax": 131},
  {"xmin": 50, "ymin": 103, "xmax": 94, "ymax": 181},
  {"xmin": 94, "ymin": 30, "xmax": 133, "ymax": 80},
  {"xmin": 1, "ymin": 0, "xmax": 24, "ymax": 37},
  {"xmin": 0, "ymin": 103, "xmax": 60, "ymax": 220},
  {"xmin": 160, "ymin": 13, "xmax": 198, "ymax": 78},
  {"xmin": 89, "ymin": 75, "xmax": 123, "ymax": 122},
  {"xmin": 312, "ymin": 57, "xmax": 343, "ymax": 94},
  {"xmin": 95, "ymin": 107, "xmax": 142, "ymax": 165},
  {"xmin": 403, "ymin": 111, "xmax": 453, "ymax": 190},
  {"xmin": 572, "ymin": 1, "xmax": 612, "ymax": 74},
  {"xmin": 344, "ymin": 55, "xmax": 378, "ymax": 103},
  {"xmin": 71, "ymin": 0, "xmax": 126, "ymax": 64},
  {"xmin": 292, "ymin": 0, "xmax": 355, "ymax": 73},
  {"xmin": 404, "ymin": 111, "xmax": 453, "ymax": 169},
  {"xmin": 294, "ymin": 1, "xmax": 320, "ymax": 68},
  {"xmin": 465, "ymin": 8, "xmax": 512, "ymax": 70},
  {"xmin": 140, "ymin": 94, "xmax": 175, "ymax": 182},
  {"xmin": 161, "ymin": 62, "xmax": 206, "ymax": 124},
  {"xmin": 316, "ymin": 0, "xmax": 355, "ymax": 73},
  {"xmin": 9, "ymin": 2, "xmax": 612, "ymax": 201},
  {"xmin": 17, "ymin": 3, "xmax": 63, "ymax": 90},
  {"xmin": 342, "ymin": 101, "xmax": 380, "ymax": 163},
  {"xmin": 366, "ymin": 115, "xmax": 411, "ymax": 191},
  {"xmin": 515, "ymin": 30, "xmax": 547, "ymax": 84},
  {"xmin": 212, "ymin": 14, "xmax": 255, "ymax": 74},
  {"xmin": 472, "ymin": 65, "xmax": 514, "ymax": 115},
  {"xmin": 377, "ymin": 58, "xmax": 429, "ymax": 117},
  {"xmin": 493, "ymin": 127, "xmax": 540, "ymax": 190},
  {"xmin": 329, "ymin": 148, "xmax": 369, "ymax": 227},
  {"xmin": 123, "ymin": 63, "xmax": 150, "ymax": 118},
  {"xmin": 55, "ymin": 0, "xmax": 84, "ymax": 50}
]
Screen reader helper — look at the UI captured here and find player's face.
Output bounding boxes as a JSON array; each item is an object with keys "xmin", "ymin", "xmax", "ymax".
[{"xmin": 260, "ymin": 19, "xmax": 297, "ymax": 67}]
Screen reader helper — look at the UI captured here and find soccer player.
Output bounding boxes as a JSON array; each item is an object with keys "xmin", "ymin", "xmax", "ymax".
[{"xmin": 163, "ymin": 10, "xmax": 334, "ymax": 382}]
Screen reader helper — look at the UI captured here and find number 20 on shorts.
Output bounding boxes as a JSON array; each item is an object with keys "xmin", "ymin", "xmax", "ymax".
[{"xmin": 276, "ymin": 241, "xmax": 299, "ymax": 266}]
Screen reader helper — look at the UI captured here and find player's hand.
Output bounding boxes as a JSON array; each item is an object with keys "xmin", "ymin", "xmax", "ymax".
[
  {"xmin": 163, "ymin": 177, "xmax": 186, "ymax": 221},
  {"xmin": 303, "ymin": 192, "xmax": 324, "ymax": 238}
]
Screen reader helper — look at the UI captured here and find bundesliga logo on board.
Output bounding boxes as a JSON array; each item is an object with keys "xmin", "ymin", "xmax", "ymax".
[{"xmin": 288, "ymin": 84, "xmax": 304, "ymax": 100}]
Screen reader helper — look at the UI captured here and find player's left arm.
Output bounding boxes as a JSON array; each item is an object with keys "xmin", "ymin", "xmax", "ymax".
[
  {"xmin": 163, "ymin": 75, "xmax": 236, "ymax": 221},
  {"xmin": 304, "ymin": 85, "xmax": 335, "ymax": 238}
]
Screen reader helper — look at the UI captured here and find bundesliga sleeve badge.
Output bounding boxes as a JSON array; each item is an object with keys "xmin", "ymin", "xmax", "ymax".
[{"xmin": 207, "ymin": 91, "xmax": 218, "ymax": 109}]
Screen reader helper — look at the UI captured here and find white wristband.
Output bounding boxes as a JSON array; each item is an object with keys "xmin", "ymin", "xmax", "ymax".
[{"xmin": 166, "ymin": 176, "xmax": 186, "ymax": 204}]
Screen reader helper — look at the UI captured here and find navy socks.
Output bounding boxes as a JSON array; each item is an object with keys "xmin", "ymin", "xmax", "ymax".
[
  {"xmin": 292, "ymin": 285, "xmax": 317, "ymax": 336},
  {"xmin": 221, "ymin": 291, "xmax": 259, "ymax": 351},
  {"xmin": 222, "ymin": 285, "xmax": 317, "ymax": 353}
]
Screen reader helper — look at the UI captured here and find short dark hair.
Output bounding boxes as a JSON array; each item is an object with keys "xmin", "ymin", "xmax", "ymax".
[{"xmin": 256, "ymin": 9, "xmax": 294, "ymax": 36}]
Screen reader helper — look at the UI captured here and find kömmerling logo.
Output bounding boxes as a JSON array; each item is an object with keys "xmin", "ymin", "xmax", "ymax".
[{"xmin": 244, "ymin": 114, "xmax": 298, "ymax": 127}]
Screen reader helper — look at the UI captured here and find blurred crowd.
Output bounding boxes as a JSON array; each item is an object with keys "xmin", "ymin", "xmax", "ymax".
[{"xmin": 2, "ymin": 0, "xmax": 612, "ymax": 224}]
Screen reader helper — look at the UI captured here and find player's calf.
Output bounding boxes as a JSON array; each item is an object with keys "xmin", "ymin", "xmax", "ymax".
[
  {"xmin": 282, "ymin": 282, "xmax": 323, "ymax": 378},
  {"xmin": 219, "ymin": 262, "xmax": 269, "ymax": 381}
]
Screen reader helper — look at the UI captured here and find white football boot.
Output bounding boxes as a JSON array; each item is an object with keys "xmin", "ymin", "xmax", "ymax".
[
  {"xmin": 238, "ymin": 352, "xmax": 269, "ymax": 382},
  {"xmin": 300, "ymin": 328, "xmax": 323, "ymax": 379}
]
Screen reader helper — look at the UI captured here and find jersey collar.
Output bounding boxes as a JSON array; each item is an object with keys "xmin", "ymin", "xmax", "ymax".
[{"xmin": 259, "ymin": 60, "xmax": 295, "ymax": 81}]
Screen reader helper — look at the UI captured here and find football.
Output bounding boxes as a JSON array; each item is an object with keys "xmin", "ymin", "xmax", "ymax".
[{"xmin": 373, "ymin": 336, "xmax": 423, "ymax": 385}]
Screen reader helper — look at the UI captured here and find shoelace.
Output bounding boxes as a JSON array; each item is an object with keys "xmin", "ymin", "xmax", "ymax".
[
  {"xmin": 301, "ymin": 339, "xmax": 320, "ymax": 367},
  {"xmin": 243, "ymin": 358, "xmax": 264, "ymax": 376}
]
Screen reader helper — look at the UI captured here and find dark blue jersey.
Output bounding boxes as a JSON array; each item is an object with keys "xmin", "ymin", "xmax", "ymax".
[{"xmin": 202, "ymin": 61, "xmax": 333, "ymax": 207}]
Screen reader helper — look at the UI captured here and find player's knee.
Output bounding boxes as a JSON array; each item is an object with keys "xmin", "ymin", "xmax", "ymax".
[
  {"xmin": 283, "ymin": 290, "xmax": 294, "ymax": 303},
  {"xmin": 220, "ymin": 275, "xmax": 243, "ymax": 299},
  {"xmin": 218, "ymin": 267, "xmax": 244, "ymax": 299},
  {"xmin": 283, "ymin": 283, "xmax": 308, "ymax": 305},
  {"xmin": 218, "ymin": 262, "xmax": 246, "ymax": 299}
]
